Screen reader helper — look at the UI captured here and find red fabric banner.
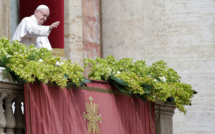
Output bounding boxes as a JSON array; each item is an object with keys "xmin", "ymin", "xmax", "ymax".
[
  {"xmin": 19, "ymin": 0, "xmax": 64, "ymax": 48},
  {"xmin": 24, "ymin": 82, "xmax": 155, "ymax": 134}
]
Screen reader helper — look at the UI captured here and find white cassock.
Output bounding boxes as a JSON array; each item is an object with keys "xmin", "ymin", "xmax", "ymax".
[{"xmin": 12, "ymin": 15, "xmax": 52, "ymax": 50}]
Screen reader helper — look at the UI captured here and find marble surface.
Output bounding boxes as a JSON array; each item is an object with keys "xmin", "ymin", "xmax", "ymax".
[{"xmin": 101, "ymin": 0, "xmax": 215, "ymax": 133}]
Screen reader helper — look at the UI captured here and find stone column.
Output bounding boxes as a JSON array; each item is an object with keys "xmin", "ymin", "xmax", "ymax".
[
  {"xmin": 4, "ymin": 95, "xmax": 16, "ymax": 134},
  {"xmin": 0, "ymin": 93, "xmax": 7, "ymax": 134},
  {"xmin": 14, "ymin": 96, "xmax": 25, "ymax": 134},
  {"xmin": 82, "ymin": 0, "xmax": 101, "ymax": 77},
  {"xmin": 155, "ymin": 101, "xmax": 176, "ymax": 134},
  {"xmin": 83, "ymin": 0, "xmax": 101, "ymax": 59},
  {"xmin": 64, "ymin": 0, "xmax": 84, "ymax": 66},
  {"xmin": 0, "ymin": 0, "xmax": 10, "ymax": 38}
]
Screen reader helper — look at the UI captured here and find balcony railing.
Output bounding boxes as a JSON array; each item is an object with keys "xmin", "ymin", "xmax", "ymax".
[
  {"xmin": 0, "ymin": 81, "xmax": 25, "ymax": 134},
  {"xmin": 0, "ymin": 67, "xmax": 175, "ymax": 134}
]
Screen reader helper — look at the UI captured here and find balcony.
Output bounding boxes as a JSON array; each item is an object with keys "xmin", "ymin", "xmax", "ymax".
[{"xmin": 0, "ymin": 67, "xmax": 175, "ymax": 134}]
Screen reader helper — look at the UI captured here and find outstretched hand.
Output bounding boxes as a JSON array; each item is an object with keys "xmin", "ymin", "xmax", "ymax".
[{"xmin": 49, "ymin": 21, "xmax": 60, "ymax": 30}]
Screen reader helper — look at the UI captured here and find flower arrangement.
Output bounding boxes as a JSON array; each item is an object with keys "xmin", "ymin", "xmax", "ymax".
[
  {"xmin": 84, "ymin": 55, "xmax": 197, "ymax": 113},
  {"xmin": 0, "ymin": 37, "xmax": 197, "ymax": 113},
  {"xmin": 0, "ymin": 37, "xmax": 86, "ymax": 88}
]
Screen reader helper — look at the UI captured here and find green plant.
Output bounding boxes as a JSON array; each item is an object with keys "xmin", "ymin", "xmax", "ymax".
[
  {"xmin": 0, "ymin": 37, "xmax": 85, "ymax": 88},
  {"xmin": 84, "ymin": 55, "xmax": 197, "ymax": 113},
  {"xmin": 0, "ymin": 37, "xmax": 197, "ymax": 113}
]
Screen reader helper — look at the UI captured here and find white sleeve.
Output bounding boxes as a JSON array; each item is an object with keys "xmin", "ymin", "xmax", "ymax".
[
  {"xmin": 24, "ymin": 19, "xmax": 51, "ymax": 38},
  {"xmin": 25, "ymin": 24, "xmax": 50, "ymax": 38}
]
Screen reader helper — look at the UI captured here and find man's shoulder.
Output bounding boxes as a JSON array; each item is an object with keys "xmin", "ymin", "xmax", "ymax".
[
  {"xmin": 18, "ymin": 17, "xmax": 29, "ymax": 26},
  {"xmin": 21, "ymin": 16, "xmax": 31, "ymax": 22},
  {"xmin": 21, "ymin": 15, "xmax": 36, "ymax": 23}
]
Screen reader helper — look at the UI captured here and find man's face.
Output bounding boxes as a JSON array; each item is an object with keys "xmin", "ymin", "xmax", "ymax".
[{"xmin": 35, "ymin": 9, "xmax": 50, "ymax": 25}]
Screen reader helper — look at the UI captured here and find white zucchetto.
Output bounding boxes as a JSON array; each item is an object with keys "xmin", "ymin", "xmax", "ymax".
[{"xmin": 36, "ymin": 5, "xmax": 49, "ymax": 11}]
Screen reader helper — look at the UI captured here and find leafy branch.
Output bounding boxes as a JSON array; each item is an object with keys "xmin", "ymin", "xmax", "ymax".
[
  {"xmin": 84, "ymin": 55, "xmax": 197, "ymax": 113},
  {"xmin": 0, "ymin": 37, "xmax": 86, "ymax": 88}
]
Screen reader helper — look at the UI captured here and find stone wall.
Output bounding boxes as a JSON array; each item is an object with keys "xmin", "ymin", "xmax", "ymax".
[
  {"xmin": 64, "ymin": 0, "xmax": 101, "ymax": 67},
  {"xmin": 64, "ymin": 0, "xmax": 84, "ymax": 66},
  {"xmin": 101, "ymin": 0, "xmax": 215, "ymax": 134},
  {"xmin": 10, "ymin": 0, "xmax": 19, "ymax": 39},
  {"xmin": 83, "ymin": 0, "xmax": 101, "ymax": 59},
  {"xmin": 0, "ymin": 0, "xmax": 10, "ymax": 38},
  {"xmin": 82, "ymin": 0, "xmax": 101, "ymax": 76}
]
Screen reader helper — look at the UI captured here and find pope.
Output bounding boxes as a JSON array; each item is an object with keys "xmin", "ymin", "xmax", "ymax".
[{"xmin": 12, "ymin": 4, "xmax": 60, "ymax": 50}]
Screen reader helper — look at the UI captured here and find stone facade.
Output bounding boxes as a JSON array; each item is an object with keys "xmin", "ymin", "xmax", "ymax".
[
  {"xmin": 0, "ymin": 0, "xmax": 10, "ymax": 38},
  {"xmin": 101, "ymin": 0, "xmax": 215, "ymax": 134},
  {"xmin": 64, "ymin": 0, "xmax": 101, "ymax": 67},
  {"xmin": 83, "ymin": 0, "xmax": 101, "ymax": 59},
  {"xmin": 64, "ymin": 0, "xmax": 84, "ymax": 66},
  {"xmin": 82, "ymin": 0, "xmax": 101, "ymax": 76}
]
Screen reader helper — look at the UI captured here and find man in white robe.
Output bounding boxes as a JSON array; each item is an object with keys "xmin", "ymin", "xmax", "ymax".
[{"xmin": 12, "ymin": 5, "xmax": 60, "ymax": 50}]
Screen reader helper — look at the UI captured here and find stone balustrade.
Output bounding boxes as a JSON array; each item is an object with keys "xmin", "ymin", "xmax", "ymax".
[
  {"xmin": 0, "ymin": 67, "xmax": 25, "ymax": 134},
  {"xmin": 0, "ymin": 82, "xmax": 25, "ymax": 134}
]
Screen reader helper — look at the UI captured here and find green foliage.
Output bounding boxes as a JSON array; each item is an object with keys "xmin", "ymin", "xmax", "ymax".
[
  {"xmin": 0, "ymin": 37, "xmax": 84, "ymax": 88},
  {"xmin": 0, "ymin": 37, "xmax": 197, "ymax": 113},
  {"xmin": 84, "ymin": 55, "xmax": 197, "ymax": 113}
]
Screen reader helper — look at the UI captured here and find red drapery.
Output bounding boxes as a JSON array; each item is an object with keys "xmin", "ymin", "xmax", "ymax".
[
  {"xmin": 24, "ymin": 81, "xmax": 155, "ymax": 134},
  {"xmin": 19, "ymin": 0, "xmax": 64, "ymax": 48}
]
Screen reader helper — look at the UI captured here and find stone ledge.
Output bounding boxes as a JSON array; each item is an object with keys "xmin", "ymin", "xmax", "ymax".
[
  {"xmin": 0, "ymin": 67, "xmax": 23, "ymax": 94},
  {"xmin": 155, "ymin": 100, "xmax": 176, "ymax": 114},
  {"xmin": 0, "ymin": 67, "xmax": 14, "ymax": 83},
  {"xmin": 155, "ymin": 100, "xmax": 176, "ymax": 134},
  {"xmin": 0, "ymin": 82, "xmax": 23, "ymax": 94}
]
